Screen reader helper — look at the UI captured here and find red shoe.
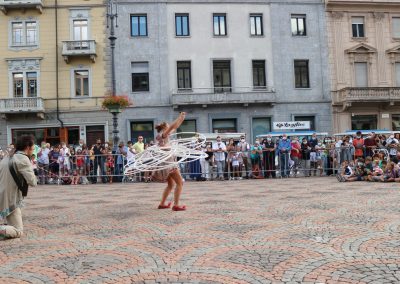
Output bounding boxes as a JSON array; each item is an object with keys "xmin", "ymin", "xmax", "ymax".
[
  {"xmin": 172, "ymin": 205, "xmax": 186, "ymax": 211},
  {"xmin": 158, "ymin": 202, "xmax": 171, "ymax": 209}
]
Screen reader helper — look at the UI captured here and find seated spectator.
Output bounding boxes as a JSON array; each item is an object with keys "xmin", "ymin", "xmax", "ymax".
[
  {"xmin": 336, "ymin": 160, "xmax": 353, "ymax": 182},
  {"xmin": 381, "ymin": 161, "xmax": 396, "ymax": 182},
  {"xmin": 367, "ymin": 160, "xmax": 384, "ymax": 182},
  {"xmin": 344, "ymin": 158, "xmax": 367, "ymax": 182}
]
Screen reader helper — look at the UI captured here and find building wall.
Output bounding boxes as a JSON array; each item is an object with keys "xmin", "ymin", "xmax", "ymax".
[
  {"xmin": 0, "ymin": 0, "xmax": 110, "ymax": 145},
  {"xmin": 326, "ymin": 0, "xmax": 400, "ymax": 132}
]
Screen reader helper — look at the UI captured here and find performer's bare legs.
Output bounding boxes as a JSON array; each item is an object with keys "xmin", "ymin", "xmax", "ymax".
[
  {"xmin": 170, "ymin": 170, "xmax": 183, "ymax": 207},
  {"xmin": 159, "ymin": 176, "xmax": 174, "ymax": 207}
]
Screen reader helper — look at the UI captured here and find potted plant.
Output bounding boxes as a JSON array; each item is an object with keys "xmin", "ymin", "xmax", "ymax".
[{"xmin": 102, "ymin": 92, "xmax": 132, "ymax": 113}]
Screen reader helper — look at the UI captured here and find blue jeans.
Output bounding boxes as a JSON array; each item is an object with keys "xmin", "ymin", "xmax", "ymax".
[
  {"xmin": 279, "ymin": 152, "xmax": 289, "ymax": 177},
  {"xmin": 216, "ymin": 160, "xmax": 225, "ymax": 178}
]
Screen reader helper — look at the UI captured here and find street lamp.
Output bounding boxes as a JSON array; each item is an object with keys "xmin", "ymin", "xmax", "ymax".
[{"xmin": 106, "ymin": 0, "xmax": 119, "ymax": 152}]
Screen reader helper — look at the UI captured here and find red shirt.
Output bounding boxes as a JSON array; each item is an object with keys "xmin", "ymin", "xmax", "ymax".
[
  {"xmin": 291, "ymin": 141, "xmax": 301, "ymax": 158},
  {"xmin": 353, "ymin": 138, "xmax": 364, "ymax": 157}
]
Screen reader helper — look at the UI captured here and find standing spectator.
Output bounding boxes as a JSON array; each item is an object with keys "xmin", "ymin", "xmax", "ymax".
[
  {"xmin": 37, "ymin": 141, "xmax": 50, "ymax": 185},
  {"xmin": 0, "ymin": 135, "xmax": 37, "ymax": 239},
  {"xmin": 290, "ymin": 137, "xmax": 301, "ymax": 177},
  {"xmin": 364, "ymin": 132, "xmax": 377, "ymax": 158},
  {"xmin": 309, "ymin": 133, "xmax": 318, "ymax": 176},
  {"xmin": 133, "ymin": 136, "xmax": 145, "ymax": 154},
  {"xmin": 353, "ymin": 131, "xmax": 365, "ymax": 159},
  {"xmin": 212, "ymin": 136, "xmax": 226, "ymax": 180},
  {"xmin": 205, "ymin": 142, "xmax": 214, "ymax": 180},
  {"xmin": 237, "ymin": 135, "xmax": 250, "ymax": 178},
  {"xmin": 75, "ymin": 139, "xmax": 85, "ymax": 152},
  {"xmin": 278, "ymin": 134, "xmax": 291, "ymax": 178},
  {"xmin": 92, "ymin": 139, "xmax": 106, "ymax": 183},
  {"xmin": 49, "ymin": 145, "xmax": 60, "ymax": 182},
  {"xmin": 199, "ymin": 143, "xmax": 210, "ymax": 180},
  {"xmin": 341, "ymin": 137, "xmax": 353, "ymax": 164},
  {"xmin": 262, "ymin": 135, "xmax": 276, "ymax": 179},
  {"xmin": 301, "ymin": 137, "xmax": 311, "ymax": 177},
  {"xmin": 250, "ymin": 139, "xmax": 263, "ymax": 178},
  {"xmin": 59, "ymin": 142, "xmax": 70, "ymax": 176},
  {"xmin": 226, "ymin": 138, "xmax": 236, "ymax": 180},
  {"xmin": 116, "ymin": 142, "xmax": 128, "ymax": 182},
  {"xmin": 386, "ymin": 134, "xmax": 399, "ymax": 161}
]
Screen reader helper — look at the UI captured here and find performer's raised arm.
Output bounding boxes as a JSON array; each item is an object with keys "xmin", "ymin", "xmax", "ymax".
[{"xmin": 163, "ymin": 112, "xmax": 186, "ymax": 137}]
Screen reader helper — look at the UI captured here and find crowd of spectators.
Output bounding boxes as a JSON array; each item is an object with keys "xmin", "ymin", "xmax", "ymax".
[{"xmin": 2, "ymin": 131, "xmax": 399, "ymax": 185}]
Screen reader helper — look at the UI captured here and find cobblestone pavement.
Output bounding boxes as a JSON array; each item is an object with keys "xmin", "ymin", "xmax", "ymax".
[{"xmin": 1, "ymin": 178, "xmax": 400, "ymax": 284}]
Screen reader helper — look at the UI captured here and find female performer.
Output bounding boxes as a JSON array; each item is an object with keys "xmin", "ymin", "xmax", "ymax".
[{"xmin": 153, "ymin": 112, "xmax": 187, "ymax": 211}]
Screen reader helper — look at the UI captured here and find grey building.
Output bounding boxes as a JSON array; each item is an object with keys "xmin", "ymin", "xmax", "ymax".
[{"xmin": 114, "ymin": 0, "xmax": 331, "ymax": 144}]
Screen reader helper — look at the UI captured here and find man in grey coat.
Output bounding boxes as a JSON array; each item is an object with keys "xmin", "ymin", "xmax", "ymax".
[{"xmin": 0, "ymin": 135, "xmax": 37, "ymax": 239}]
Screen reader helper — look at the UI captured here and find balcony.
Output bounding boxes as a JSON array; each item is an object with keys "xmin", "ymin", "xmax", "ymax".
[
  {"xmin": 171, "ymin": 87, "xmax": 276, "ymax": 108},
  {"xmin": 62, "ymin": 40, "xmax": 97, "ymax": 63},
  {"xmin": 0, "ymin": 0, "xmax": 43, "ymax": 14},
  {"xmin": 332, "ymin": 87, "xmax": 400, "ymax": 110},
  {"xmin": 0, "ymin": 97, "xmax": 44, "ymax": 114}
]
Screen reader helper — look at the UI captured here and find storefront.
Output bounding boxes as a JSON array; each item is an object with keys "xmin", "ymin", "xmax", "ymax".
[{"xmin": 9, "ymin": 124, "xmax": 107, "ymax": 147}]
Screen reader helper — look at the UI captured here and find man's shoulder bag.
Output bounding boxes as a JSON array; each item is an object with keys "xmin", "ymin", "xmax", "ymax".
[{"xmin": 8, "ymin": 157, "xmax": 29, "ymax": 197}]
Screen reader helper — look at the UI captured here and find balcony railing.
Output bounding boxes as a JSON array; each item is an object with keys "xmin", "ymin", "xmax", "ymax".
[
  {"xmin": 332, "ymin": 87, "xmax": 400, "ymax": 107},
  {"xmin": 0, "ymin": 97, "xmax": 44, "ymax": 113},
  {"xmin": 62, "ymin": 40, "xmax": 97, "ymax": 63},
  {"xmin": 0, "ymin": 0, "xmax": 43, "ymax": 14},
  {"xmin": 171, "ymin": 87, "xmax": 276, "ymax": 107}
]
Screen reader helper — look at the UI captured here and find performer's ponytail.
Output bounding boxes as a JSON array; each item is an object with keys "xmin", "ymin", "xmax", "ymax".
[{"xmin": 155, "ymin": 122, "xmax": 167, "ymax": 133}]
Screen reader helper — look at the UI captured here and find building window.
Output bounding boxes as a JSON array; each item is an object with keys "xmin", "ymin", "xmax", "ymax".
[
  {"xmin": 213, "ymin": 60, "xmax": 231, "ymax": 93},
  {"xmin": 252, "ymin": 60, "xmax": 266, "ymax": 89},
  {"xmin": 352, "ymin": 17, "xmax": 365, "ymax": 38},
  {"xmin": 354, "ymin": 62, "xmax": 368, "ymax": 87},
  {"xmin": 213, "ymin": 14, "xmax": 227, "ymax": 36},
  {"xmin": 12, "ymin": 72, "xmax": 39, "ymax": 98},
  {"xmin": 131, "ymin": 62, "xmax": 149, "ymax": 92},
  {"xmin": 131, "ymin": 121, "xmax": 154, "ymax": 143},
  {"xmin": 294, "ymin": 116, "xmax": 315, "ymax": 131},
  {"xmin": 395, "ymin": 63, "xmax": 400, "ymax": 87},
  {"xmin": 291, "ymin": 14, "xmax": 306, "ymax": 36},
  {"xmin": 11, "ymin": 21, "xmax": 37, "ymax": 46},
  {"xmin": 175, "ymin": 14, "xmax": 189, "ymax": 36},
  {"xmin": 212, "ymin": 119, "xmax": 237, "ymax": 133},
  {"xmin": 73, "ymin": 19, "xmax": 88, "ymax": 42},
  {"xmin": 13, "ymin": 73, "xmax": 24, "ymax": 98},
  {"xmin": 250, "ymin": 14, "xmax": 263, "ymax": 36},
  {"xmin": 74, "ymin": 70, "xmax": 89, "ymax": 97},
  {"xmin": 252, "ymin": 117, "xmax": 271, "ymax": 141},
  {"xmin": 26, "ymin": 72, "xmax": 37, "ymax": 97},
  {"xmin": 177, "ymin": 120, "xmax": 197, "ymax": 138},
  {"xmin": 294, "ymin": 60, "xmax": 310, "ymax": 88},
  {"xmin": 393, "ymin": 17, "xmax": 400, "ymax": 38},
  {"xmin": 177, "ymin": 61, "xmax": 191, "ymax": 90},
  {"xmin": 351, "ymin": 115, "xmax": 377, "ymax": 130},
  {"xmin": 131, "ymin": 15, "xmax": 147, "ymax": 37},
  {"xmin": 392, "ymin": 114, "xmax": 400, "ymax": 131}
]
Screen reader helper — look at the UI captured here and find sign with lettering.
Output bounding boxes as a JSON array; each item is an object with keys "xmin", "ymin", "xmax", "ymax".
[{"xmin": 273, "ymin": 121, "xmax": 310, "ymax": 130}]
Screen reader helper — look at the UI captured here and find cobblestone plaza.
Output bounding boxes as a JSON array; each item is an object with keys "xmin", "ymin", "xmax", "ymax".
[{"xmin": 0, "ymin": 178, "xmax": 399, "ymax": 283}]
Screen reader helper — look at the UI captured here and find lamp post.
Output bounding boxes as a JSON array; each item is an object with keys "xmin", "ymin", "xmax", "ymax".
[{"xmin": 106, "ymin": 0, "xmax": 119, "ymax": 152}]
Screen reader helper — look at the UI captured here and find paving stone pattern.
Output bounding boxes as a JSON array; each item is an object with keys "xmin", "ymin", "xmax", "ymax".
[{"xmin": 0, "ymin": 178, "xmax": 400, "ymax": 284}]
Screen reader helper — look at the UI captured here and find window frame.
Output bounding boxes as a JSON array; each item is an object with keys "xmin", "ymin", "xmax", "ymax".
[
  {"xmin": 213, "ymin": 13, "xmax": 227, "ymax": 36},
  {"xmin": 351, "ymin": 16, "xmax": 365, "ymax": 38},
  {"xmin": 70, "ymin": 67, "xmax": 92, "ymax": 98},
  {"xmin": 9, "ymin": 19, "xmax": 39, "ymax": 47},
  {"xmin": 177, "ymin": 61, "xmax": 192, "ymax": 90},
  {"xmin": 392, "ymin": 16, "xmax": 400, "ymax": 39},
  {"xmin": 130, "ymin": 14, "xmax": 148, "ymax": 37},
  {"xmin": 175, "ymin": 13, "xmax": 190, "ymax": 37},
  {"xmin": 252, "ymin": 60, "xmax": 266, "ymax": 89},
  {"xmin": 213, "ymin": 60, "xmax": 232, "ymax": 93},
  {"xmin": 291, "ymin": 14, "xmax": 307, "ymax": 36},
  {"xmin": 74, "ymin": 70, "xmax": 90, "ymax": 97},
  {"xmin": 250, "ymin": 14, "xmax": 263, "ymax": 36},
  {"xmin": 294, "ymin": 60, "xmax": 310, "ymax": 89},
  {"xmin": 10, "ymin": 71, "xmax": 40, "ymax": 98}
]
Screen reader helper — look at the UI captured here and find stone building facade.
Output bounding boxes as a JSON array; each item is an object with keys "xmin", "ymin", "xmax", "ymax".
[
  {"xmin": 0, "ymin": 0, "xmax": 110, "ymax": 146},
  {"xmin": 327, "ymin": 0, "xmax": 400, "ymax": 133},
  {"xmin": 115, "ymin": 0, "xmax": 332, "ymax": 144}
]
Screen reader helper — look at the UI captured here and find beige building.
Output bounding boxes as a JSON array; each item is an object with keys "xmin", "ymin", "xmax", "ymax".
[
  {"xmin": 0, "ymin": 0, "xmax": 109, "ymax": 146},
  {"xmin": 327, "ymin": 0, "xmax": 400, "ymax": 133}
]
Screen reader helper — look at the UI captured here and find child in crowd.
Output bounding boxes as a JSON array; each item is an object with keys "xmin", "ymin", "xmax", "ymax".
[
  {"xmin": 71, "ymin": 169, "xmax": 79, "ymax": 185},
  {"xmin": 336, "ymin": 160, "xmax": 353, "ymax": 182},
  {"xmin": 231, "ymin": 151, "xmax": 241, "ymax": 180},
  {"xmin": 105, "ymin": 150, "xmax": 114, "ymax": 184}
]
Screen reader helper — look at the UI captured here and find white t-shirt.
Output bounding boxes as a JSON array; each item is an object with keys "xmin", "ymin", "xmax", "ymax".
[
  {"xmin": 212, "ymin": 141, "xmax": 226, "ymax": 162},
  {"xmin": 38, "ymin": 148, "xmax": 50, "ymax": 164}
]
